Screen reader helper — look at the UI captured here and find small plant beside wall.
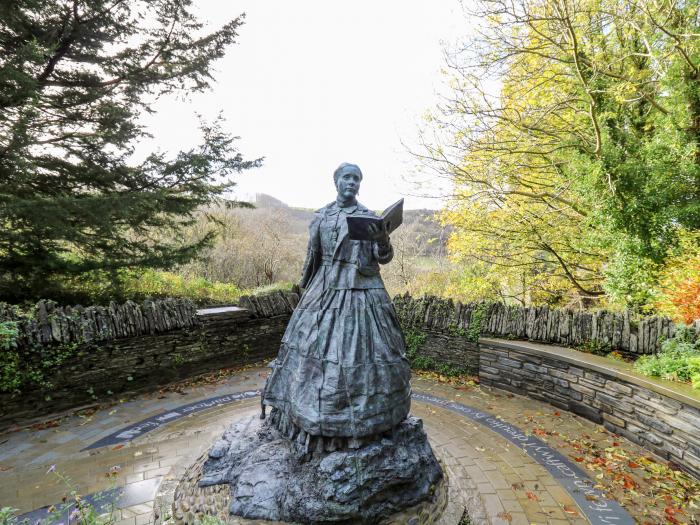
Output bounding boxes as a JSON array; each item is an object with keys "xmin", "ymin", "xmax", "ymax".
[
  {"xmin": 634, "ymin": 326, "xmax": 700, "ymax": 389},
  {"xmin": 404, "ymin": 328, "xmax": 428, "ymax": 368},
  {"xmin": 466, "ymin": 303, "xmax": 488, "ymax": 343},
  {"xmin": 0, "ymin": 321, "xmax": 20, "ymax": 394}
]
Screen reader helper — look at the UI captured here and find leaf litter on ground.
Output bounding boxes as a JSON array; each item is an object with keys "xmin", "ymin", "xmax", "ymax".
[{"xmin": 517, "ymin": 410, "xmax": 700, "ymax": 525}]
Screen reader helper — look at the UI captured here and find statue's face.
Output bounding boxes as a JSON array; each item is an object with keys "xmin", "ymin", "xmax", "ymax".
[{"xmin": 336, "ymin": 170, "xmax": 361, "ymax": 200}]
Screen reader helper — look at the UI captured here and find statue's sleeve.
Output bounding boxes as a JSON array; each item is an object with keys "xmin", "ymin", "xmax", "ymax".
[{"xmin": 299, "ymin": 213, "xmax": 322, "ymax": 288}]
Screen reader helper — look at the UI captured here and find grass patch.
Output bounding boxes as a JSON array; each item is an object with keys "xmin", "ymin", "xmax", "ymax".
[{"xmin": 14, "ymin": 269, "xmax": 296, "ymax": 307}]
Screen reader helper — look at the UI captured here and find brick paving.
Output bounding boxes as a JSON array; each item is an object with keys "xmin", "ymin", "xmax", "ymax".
[{"xmin": 0, "ymin": 368, "xmax": 669, "ymax": 524}]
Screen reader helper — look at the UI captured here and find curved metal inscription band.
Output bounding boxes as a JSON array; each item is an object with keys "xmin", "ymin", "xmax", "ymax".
[
  {"xmin": 85, "ymin": 390, "xmax": 634, "ymax": 525},
  {"xmin": 84, "ymin": 390, "xmax": 262, "ymax": 450}
]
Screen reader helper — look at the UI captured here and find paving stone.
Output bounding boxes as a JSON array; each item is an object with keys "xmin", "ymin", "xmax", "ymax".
[
  {"xmin": 541, "ymin": 505, "xmax": 568, "ymax": 519},
  {"xmin": 500, "ymin": 498, "xmax": 525, "ymax": 513},
  {"xmin": 480, "ymin": 493, "xmax": 506, "ymax": 517},
  {"xmin": 484, "ymin": 470, "xmax": 511, "ymax": 490},
  {"xmin": 496, "ymin": 488, "xmax": 519, "ymax": 501},
  {"xmin": 475, "ymin": 482, "xmax": 497, "ymax": 495},
  {"xmin": 507, "ymin": 512, "xmax": 530, "ymax": 525},
  {"xmin": 464, "ymin": 465, "xmax": 490, "ymax": 484}
]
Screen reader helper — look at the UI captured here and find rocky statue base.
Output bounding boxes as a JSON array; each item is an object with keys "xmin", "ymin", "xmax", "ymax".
[{"xmin": 196, "ymin": 413, "xmax": 443, "ymax": 524}]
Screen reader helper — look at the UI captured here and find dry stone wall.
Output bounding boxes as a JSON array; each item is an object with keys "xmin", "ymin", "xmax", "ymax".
[
  {"xmin": 3, "ymin": 289, "xmax": 698, "ymax": 480},
  {"xmin": 0, "ymin": 298, "xmax": 199, "ymax": 346},
  {"xmin": 0, "ymin": 291, "xmax": 299, "ymax": 430},
  {"xmin": 393, "ymin": 295, "xmax": 689, "ymax": 355}
]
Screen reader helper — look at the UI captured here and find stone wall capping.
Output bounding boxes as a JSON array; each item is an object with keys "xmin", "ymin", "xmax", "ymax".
[
  {"xmin": 196, "ymin": 305, "xmax": 247, "ymax": 317},
  {"xmin": 480, "ymin": 338, "xmax": 700, "ymax": 411}
]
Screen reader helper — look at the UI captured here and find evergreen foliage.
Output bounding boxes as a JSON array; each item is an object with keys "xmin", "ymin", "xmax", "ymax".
[{"xmin": 0, "ymin": 0, "xmax": 261, "ymax": 301}]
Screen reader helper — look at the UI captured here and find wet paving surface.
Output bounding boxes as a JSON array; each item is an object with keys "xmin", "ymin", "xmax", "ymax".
[{"xmin": 1, "ymin": 368, "xmax": 697, "ymax": 524}]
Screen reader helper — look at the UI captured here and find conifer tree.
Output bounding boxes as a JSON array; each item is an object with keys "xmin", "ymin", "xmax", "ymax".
[{"xmin": 0, "ymin": 0, "xmax": 260, "ymax": 300}]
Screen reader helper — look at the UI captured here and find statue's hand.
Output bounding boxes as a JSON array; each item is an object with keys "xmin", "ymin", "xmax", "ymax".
[{"xmin": 367, "ymin": 222, "xmax": 390, "ymax": 248}]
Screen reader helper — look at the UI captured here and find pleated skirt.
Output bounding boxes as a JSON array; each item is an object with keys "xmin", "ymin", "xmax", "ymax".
[{"xmin": 262, "ymin": 269, "xmax": 411, "ymax": 437}]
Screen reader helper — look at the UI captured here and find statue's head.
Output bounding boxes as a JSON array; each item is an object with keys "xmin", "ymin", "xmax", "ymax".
[{"xmin": 333, "ymin": 163, "xmax": 362, "ymax": 201}]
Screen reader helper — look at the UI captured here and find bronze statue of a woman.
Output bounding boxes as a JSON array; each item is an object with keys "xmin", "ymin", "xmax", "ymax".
[
  {"xmin": 261, "ymin": 162, "xmax": 412, "ymax": 440},
  {"xmin": 198, "ymin": 163, "xmax": 441, "ymax": 524}
]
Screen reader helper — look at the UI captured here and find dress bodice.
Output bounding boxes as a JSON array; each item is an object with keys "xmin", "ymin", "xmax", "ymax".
[
  {"xmin": 319, "ymin": 207, "xmax": 350, "ymax": 258},
  {"xmin": 299, "ymin": 200, "xmax": 393, "ymax": 290}
]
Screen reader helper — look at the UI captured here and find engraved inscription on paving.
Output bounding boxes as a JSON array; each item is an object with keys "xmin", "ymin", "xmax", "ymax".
[
  {"xmin": 414, "ymin": 393, "xmax": 634, "ymax": 525},
  {"xmin": 84, "ymin": 390, "xmax": 261, "ymax": 450}
]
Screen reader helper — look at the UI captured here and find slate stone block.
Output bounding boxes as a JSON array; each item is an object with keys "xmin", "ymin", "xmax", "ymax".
[
  {"xmin": 596, "ymin": 392, "xmax": 634, "ymax": 414},
  {"xmin": 677, "ymin": 407, "xmax": 700, "ymax": 429},
  {"xmin": 604, "ymin": 381, "xmax": 633, "ymax": 395},
  {"xmin": 523, "ymin": 362, "xmax": 546, "ymax": 374},
  {"xmin": 602, "ymin": 412, "xmax": 627, "ymax": 428},
  {"xmin": 658, "ymin": 414, "xmax": 698, "ymax": 435},
  {"xmin": 568, "ymin": 366, "xmax": 584, "ymax": 377},
  {"xmin": 635, "ymin": 412, "xmax": 672, "ymax": 434},
  {"xmin": 583, "ymin": 370, "xmax": 608, "ymax": 385},
  {"xmin": 570, "ymin": 382, "xmax": 595, "ymax": 396},
  {"xmin": 497, "ymin": 357, "xmax": 523, "ymax": 369}
]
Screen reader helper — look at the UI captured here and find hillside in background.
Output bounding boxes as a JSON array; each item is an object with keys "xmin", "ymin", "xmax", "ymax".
[
  {"xmin": 252, "ymin": 193, "xmax": 448, "ymax": 256},
  {"xmin": 177, "ymin": 194, "xmax": 450, "ymax": 297}
]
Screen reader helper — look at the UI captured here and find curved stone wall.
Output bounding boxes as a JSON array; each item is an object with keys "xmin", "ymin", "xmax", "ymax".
[
  {"xmin": 0, "ymin": 305, "xmax": 293, "ymax": 430},
  {"xmin": 478, "ymin": 338, "xmax": 700, "ymax": 478}
]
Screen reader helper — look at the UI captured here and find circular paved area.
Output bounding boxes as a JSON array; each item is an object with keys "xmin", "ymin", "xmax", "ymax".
[{"xmin": 0, "ymin": 368, "xmax": 697, "ymax": 525}]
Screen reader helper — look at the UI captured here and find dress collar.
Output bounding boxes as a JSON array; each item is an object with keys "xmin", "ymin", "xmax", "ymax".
[{"xmin": 327, "ymin": 201, "xmax": 358, "ymax": 215}]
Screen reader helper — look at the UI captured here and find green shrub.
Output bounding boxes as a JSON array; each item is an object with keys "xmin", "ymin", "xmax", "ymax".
[
  {"xmin": 0, "ymin": 322, "xmax": 21, "ymax": 394},
  {"xmin": 466, "ymin": 303, "xmax": 488, "ymax": 342},
  {"xmin": 633, "ymin": 326, "xmax": 700, "ymax": 388}
]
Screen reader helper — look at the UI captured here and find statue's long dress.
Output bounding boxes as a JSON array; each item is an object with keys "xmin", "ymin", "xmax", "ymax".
[{"xmin": 262, "ymin": 201, "xmax": 411, "ymax": 438}]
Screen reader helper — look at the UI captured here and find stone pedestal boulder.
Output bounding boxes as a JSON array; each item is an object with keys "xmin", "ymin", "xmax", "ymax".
[{"xmin": 199, "ymin": 415, "xmax": 443, "ymax": 524}]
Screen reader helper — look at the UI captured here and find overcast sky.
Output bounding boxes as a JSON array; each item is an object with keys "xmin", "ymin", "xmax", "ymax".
[{"xmin": 136, "ymin": 1, "xmax": 469, "ymax": 210}]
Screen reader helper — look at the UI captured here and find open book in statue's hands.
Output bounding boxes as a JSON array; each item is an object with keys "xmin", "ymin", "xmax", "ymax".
[{"xmin": 347, "ymin": 199, "xmax": 404, "ymax": 241}]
